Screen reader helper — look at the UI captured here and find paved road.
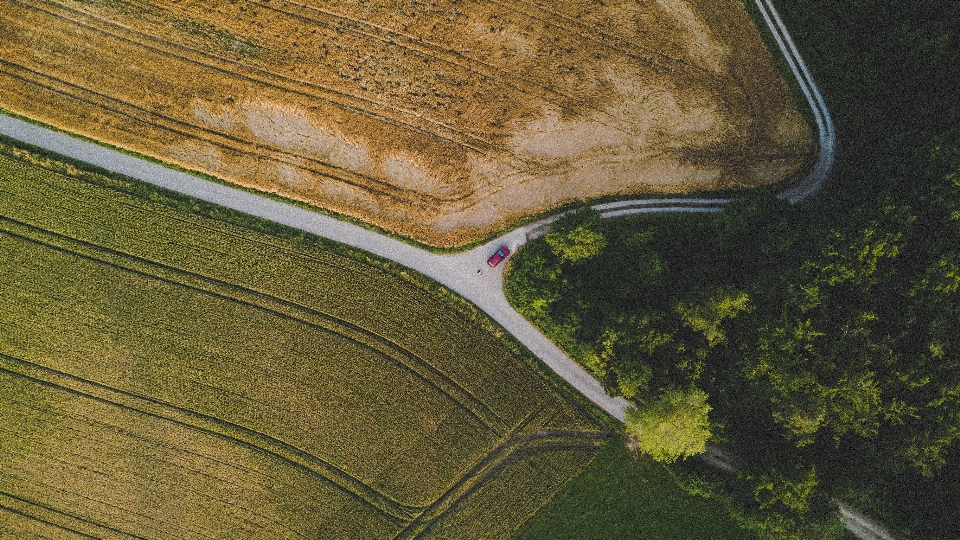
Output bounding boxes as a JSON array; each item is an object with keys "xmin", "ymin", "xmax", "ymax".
[{"xmin": 0, "ymin": 0, "xmax": 832, "ymax": 423}]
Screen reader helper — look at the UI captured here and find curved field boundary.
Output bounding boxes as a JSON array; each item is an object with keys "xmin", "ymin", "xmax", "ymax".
[
  {"xmin": 0, "ymin": 215, "xmax": 509, "ymax": 436},
  {"xmin": 392, "ymin": 430, "xmax": 608, "ymax": 540},
  {"xmin": 0, "ymin": 0, "xmax": 834, "ymax": 425},
  {"xmin": 0, "ymin": 353, "xmax": 421, "ymax": 524},
  {"xmin": 0, "ymin": 490, "xmax": 143, "ymax": 540}
]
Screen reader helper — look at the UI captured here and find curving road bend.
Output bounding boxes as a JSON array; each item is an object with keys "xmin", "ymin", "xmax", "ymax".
[
  {"xmin": 0, "ymin": 0, "xmax": 832, "ymax": 423},
  {"xmin": 756, "ymin": 0, "xmax": 836, "ymax": 203}
]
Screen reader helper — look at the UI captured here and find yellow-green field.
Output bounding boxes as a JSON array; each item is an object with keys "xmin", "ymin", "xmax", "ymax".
[{"xmin": 0, "ymin": 139, "xmax": 606, "ymax": 539}]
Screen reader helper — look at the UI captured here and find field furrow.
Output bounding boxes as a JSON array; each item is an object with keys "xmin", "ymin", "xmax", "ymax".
[
  {"xmin": 0, "ymin": 140, "xmax": 607, "ymax": 537},
  {"xmin": 0, "ymin": 354, "xmax": 419, "ymax": 522},
  {"xmin": 488, "ymin": 0, "xmax": 701, "ymax": 76},
  {"xmin": 0, "ymin": 5, "xmax": 484, "ymax": 208},
  {"xmin": 414, "ymin": 445, "xmax": 603, "ymax": 540},
  {"xmin": 393, "ymin": 430, "xmax": 607, "ymax": 540},
  {"xmin": 0, "ymin": 215, "xmax": 507, "ymax": 435},
  {"xmin": 243, "ymin": 0, "xmax": 605, "ymax": 121},
  {"xmin": 0, "ymin": 495, "xmax": 112, "ymax": 540},
  {"xmin": 0, "ymin": 58, "xmax": 444, "ymax": 206},
  {"xmin": 0, "ymin": 370, "xmax": 402, "ymax": 538},
  {"xmin": 25, "ymin": 0, "xmax": 499, "ymax": 156},
  {"xmin": 0, "ymin": 228, "xmax": 502, "ymax": 506},
  {"xmin": 0, "ymin": 149, "xmax": 553, "ymax": 429}
]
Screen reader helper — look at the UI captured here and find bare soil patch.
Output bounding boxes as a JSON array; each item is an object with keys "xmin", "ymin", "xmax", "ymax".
[{"xmin": 0, "ymin": 0, "xmax": 811, "ymax": 247}]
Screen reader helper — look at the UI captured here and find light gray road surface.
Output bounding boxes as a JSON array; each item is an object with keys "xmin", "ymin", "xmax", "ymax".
[{"xmin": 0, "ymin": 0, "xmax": 833, "ymax": 424}]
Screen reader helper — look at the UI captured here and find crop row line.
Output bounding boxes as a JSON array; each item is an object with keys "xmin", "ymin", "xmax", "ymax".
[
  {"xmin": 0, "ymin": 214, "xmax": 509, "ymax": 435},
  {"xmin": 0, "ymin": 353, "xmax": 419, "ymax": 524},
  {"xmin": 0, "ymin": 398, "xmax": 311, "ymax": 539},
  {"xmin": 488, "ymin": 0, "xmax": 712, "ymax": 82},
  {"xmin": 392, "ymin": 427, "xmax": 608, "ymax": 540},
  {"xmin": 0, "ymin": 58, "xmax": 442, "ymax": 208},
  {"xmin": 0, "ymin": 153, "xmax": 539, "ymax": 423},
  {"xmin": 419, "ymin": 439, "xmax": 606, "ymax": 539},
  {"xmin": 246, "ymin": 0, "xmax": 619, "ymax": 127},
  {"xmin": 0, "ymin": 490, "xmax": 137, "ymax": 540},
  {"xmin": 393, "ymin": 402, "xmax": 606, "ymax": 539},
  {"xmin": 1, "ymin": 464, "xmax": 204, "ymax": 540},
  {"xmin": 488, "ymin": 0, "xmax": 756, "ymax": 117},
  {"xmin": 24, "ymin": 0, "xmax": 499, "ymax": 157}
]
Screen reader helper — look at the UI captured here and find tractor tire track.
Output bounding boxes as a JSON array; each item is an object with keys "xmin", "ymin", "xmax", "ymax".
[
  {"xmin": 392, "ymin": 430, "xmax": 607, "ymax": 540},
  {"xmin": 489, "ymin": 0, "xmax": 711, "ymax": 82},
  {"xmin": 0, "ymin": 402, "xmax": 312, "ymax": 539},
  {"xmin": 0, "ymin": 503, "xmax": 99, "ymax": 540},
  {"xmin": 247, "ymin": 0, "xmax": 617, "ymax": 124},
  {"xmin": 0, "ymin": 490, "xmax": 139, "ymax": 540},
  {"xmin": 0, "ymin": 59, "xmax": 453, "ymax": 206},
  {"xmin": 0, "ymin": 354, "xmax": 419, "ymax": 524}
]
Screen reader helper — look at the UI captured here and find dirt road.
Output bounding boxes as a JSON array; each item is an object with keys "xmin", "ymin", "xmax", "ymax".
[{"xmin": 0, "ymin": 0, "xmax": 833, "ymax": 423}]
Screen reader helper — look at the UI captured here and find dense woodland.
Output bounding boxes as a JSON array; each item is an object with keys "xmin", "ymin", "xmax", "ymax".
[{"xmin": 506, "ymin": 1, "xmax": 960, "ymax": 538}]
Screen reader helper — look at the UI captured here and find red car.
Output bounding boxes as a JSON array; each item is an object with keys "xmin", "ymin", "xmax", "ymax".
[{"xmin": 487, "ymin": 246, "xmax": 511, "ymax": 267}]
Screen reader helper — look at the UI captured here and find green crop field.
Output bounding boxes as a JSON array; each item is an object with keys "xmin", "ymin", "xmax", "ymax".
[{"xmin": 0, "ymin": 139, "xmax": 607, "ymax": 539}]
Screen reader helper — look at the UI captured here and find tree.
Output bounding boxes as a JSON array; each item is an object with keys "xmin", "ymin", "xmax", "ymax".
[
  {"xmin": 625, "ymin": 386, "xmax": 711, "ymax": 463},
  {"xmin": 503, "ymin": 241, "xmax": 562, "ymax": 321},
  {"xmin": 753, "ymin": 466, "xmax": 819, "ymax": 516},
  {"xmin": 545, "ymin": 207, "xmax": 606, "ymax": 262},
  {"xmin": 675, "ymin": 287, "xmax": 752, "ymax": 347}
]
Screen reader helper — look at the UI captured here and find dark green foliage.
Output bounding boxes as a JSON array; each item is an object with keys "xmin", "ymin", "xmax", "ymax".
[
  {"xmin": 509, "ymin": 0, "xmax": 960, "ymax": 535},
  {"xmin": 626, "ymin": 387, "xmax": 712, "ymax": 463},
  {"xmin": 512, "ymin": 436, "xmax": 754, "ymax": 540},
  {"xmin": 544, "ymin": 207, "xmax": 607, "ymax": 263}
]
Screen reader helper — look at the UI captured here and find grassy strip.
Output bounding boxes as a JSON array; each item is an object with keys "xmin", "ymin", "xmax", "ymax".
[{"xmin": 512, "ymin": 436, "xmax": 754, "ymax": 540}]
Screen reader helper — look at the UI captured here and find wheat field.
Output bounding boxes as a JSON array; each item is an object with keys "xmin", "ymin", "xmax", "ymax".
[
  {"xmin": 0, "ymin": 0, "xmax": 811, "ymax": 247},
  {"xmin": 0, "ymin": 140, "xmax": 606, "ymax": 538}
]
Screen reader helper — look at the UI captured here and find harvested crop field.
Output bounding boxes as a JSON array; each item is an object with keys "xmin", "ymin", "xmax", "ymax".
[
  {"xmin": 0, "ymin": 0, "xmax": 812, "ymax": 247},
  {"xmin": 0, "ymin": 139, "xmax": 607, "ymax": 539}
]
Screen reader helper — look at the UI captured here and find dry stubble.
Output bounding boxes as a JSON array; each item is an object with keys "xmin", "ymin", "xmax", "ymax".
[{"xmin": 0, "ymin": 0, "xmax": 812, "ymax": 246}]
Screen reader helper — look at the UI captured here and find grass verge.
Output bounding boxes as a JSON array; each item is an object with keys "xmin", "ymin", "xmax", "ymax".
[{"xmin": 512, "ymin": 435, "xmax": 755, "ymax": 540}]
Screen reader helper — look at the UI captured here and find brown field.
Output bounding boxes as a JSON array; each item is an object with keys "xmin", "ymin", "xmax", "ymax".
[{"xmin": 0, "ymin": 0, "xmax": 811, "ymax": 246}]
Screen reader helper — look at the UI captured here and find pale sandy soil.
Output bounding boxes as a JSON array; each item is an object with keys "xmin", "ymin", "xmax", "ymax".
[{"xmin": 0, "ymin": 0, "xmax": 812, "ymax": 246}]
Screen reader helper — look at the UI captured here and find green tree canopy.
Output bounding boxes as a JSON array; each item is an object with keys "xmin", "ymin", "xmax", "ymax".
[
  {"xmin": 625, "ymin": 386, "xmax": 712, "ymax": 463},
  {"xmin": 545, "ymin": 207, "xmax": 606, "ymax": 263},
  {"xmin": 676, "ymin": 287, "xmax": 752, "ymax": 347}
]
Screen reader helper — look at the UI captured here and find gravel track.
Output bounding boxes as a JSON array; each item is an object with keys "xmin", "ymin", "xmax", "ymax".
[{"xmin": 0, "ymin": 0, "xmax": 832, "ymax": 424}]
